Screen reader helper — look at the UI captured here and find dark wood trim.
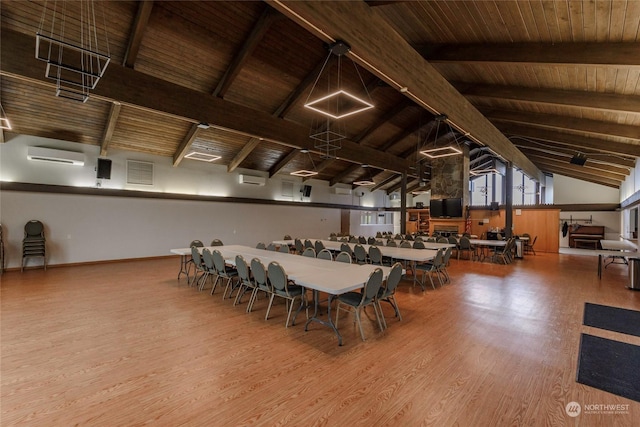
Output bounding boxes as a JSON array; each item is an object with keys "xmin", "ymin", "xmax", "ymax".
[
  {"xmin": 172, "ymin": 125, "xmax": 200, "ymax": 167},
  {"xmin": 0, "ymin": 182, "xmax": 379, "ymax": 211},
  {"xmin": 521, "ymin": 150, "xmax": 629, "ymax": 177},
  {"xmin": 269, "ymin": 148, "xmax": 299, "ymax": 178},
  {"xmin": 370, "ymin": 174, "xmax": 400, "ymax": 191},
  {"xmin": 527, "ymin": 154, "xmax": 626, "ymax": 182},
  {"xmin": 330, "ymin": 164, "xmax": 360, "ymax": 187},
  {"xmin": 4, "ymin": 254, "xmax": 176, "ymax": 272},
  {"xmin": 227, "ymin": 138, "xmax": 261, "ymax": 173},
  {"xmin": 421, "ymin": 42, "xmax": 640, "ymax": 66},
  {"xmin": 353, "ymin": 99, "xmax": 412, "ymax": 144},
  {"xmin": 273, "ymin": 57, "xmax": 326, "ymax": 119}
]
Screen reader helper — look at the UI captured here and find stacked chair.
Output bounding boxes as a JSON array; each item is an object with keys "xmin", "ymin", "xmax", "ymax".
[{"xmin": 22, "ymin": 220, "xmax": 46, "ymax": 271}]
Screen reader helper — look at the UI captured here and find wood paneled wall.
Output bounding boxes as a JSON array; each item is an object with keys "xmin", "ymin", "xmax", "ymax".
[{"xmin": 469, "ymin": 208, "xmax": 560, "ymax": 253}]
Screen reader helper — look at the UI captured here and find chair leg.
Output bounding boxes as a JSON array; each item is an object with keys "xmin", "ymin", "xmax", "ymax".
[
  {"xmin": 373, "ymin": 301, "xmax": 385, "ymax": 332},
  {"xmin": 388, "ymin": 296, "xmax": 402, "ymax": 320},
  {"xmin": 265, "ymin": 294, "xmax": 276, "ymax": 320},
  {"xmin": 377, "ymin": 300, "xmax": 388, "ymax": 330},
  {"xmin": 355, "ymin": 308, "xmax": 366, "ymax": 341}
]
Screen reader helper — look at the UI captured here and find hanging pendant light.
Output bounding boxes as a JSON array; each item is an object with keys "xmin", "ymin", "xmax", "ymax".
[
  {"xmin": 419, "ymin": 115, "xmax": 463, "ymax": 159},
  {"xmin": 35, "ymin": 0, "xmax": 111, "ymax": 102},
  {"xmin": 290, "ymin": 149, "xmax": 319, "ymax": 177}
]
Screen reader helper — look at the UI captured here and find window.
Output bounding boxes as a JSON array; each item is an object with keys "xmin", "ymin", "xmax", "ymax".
[
  {"xmin": 470, "ymin": 173, "xmax": 503, "ymax": 207},
  {"xmin": 360, "ymin": 211, "xmax": 393, "ymax": 225}
]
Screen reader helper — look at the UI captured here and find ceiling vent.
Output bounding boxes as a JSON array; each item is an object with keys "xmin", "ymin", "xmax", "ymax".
[
  {"xmin": 238, "ymin": 174, "xmax": 266, "ymax": 186},
  {"xmin": 126, "ymin": 160, "xmax": 154, "ymax": 185},
  {"xmin": 27, "ymin": 146, "xmax": 85, "ymax": 165},
  {"xmin": 570, "ymin": 153, "xmax": 587, "ymax": 166}
]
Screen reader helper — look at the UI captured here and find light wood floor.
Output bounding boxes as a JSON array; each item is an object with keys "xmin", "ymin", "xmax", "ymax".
[{"xmin": 2, "ymin": 253, "xmax": 639, "ymax": 426}]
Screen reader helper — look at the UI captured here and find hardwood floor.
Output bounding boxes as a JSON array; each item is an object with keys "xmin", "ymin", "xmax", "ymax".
[{"xmin": 2, "ymin": 253, "xmax": 639, "ymax": 426}]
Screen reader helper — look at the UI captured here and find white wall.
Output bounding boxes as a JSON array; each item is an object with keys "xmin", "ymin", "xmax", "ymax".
[
  {"xmin": 553, "ymin": 174, "xmax": 620, "ymax": 204},
  {"xmin": 620, "ymin": 159, "xmax": 639, "ymax": 203},
  {"xmin": 0, "ymin": 135, "xmax": 397, "ymax": 268},
  {"xmin": 0, "ymin": 191, "xmax": 341, "ymax": 269},
  {"xmin": 558, "ymin": 211, "xmax": 621, "ymax": 247}
]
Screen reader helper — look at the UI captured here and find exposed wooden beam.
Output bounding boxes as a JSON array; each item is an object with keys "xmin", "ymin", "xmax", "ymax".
[
  {"xmin": 510, "ymin": 136, "xmax": 636, "ymax": 168},
  {"xmin": 387, "ymin": 178, "xmax": 420, "ymax": 194},
  {"xmin": 100, "ymin": 102, "xmax": 122, "ymax": 157},
  {"xmin": 526, "ymin": 154, "xmax": 626, "ymax": 182},
  {"xmin": 370, "ymin": 174, "xmax": 400, "ymax": 191},
  {"xmin": 273, "ymin": 57, "xmax": 326, "ymax": 118},
  {"xmin": 0, "ymin": 128, "xmax": 4, "ymax": 143},
  {"xmin": 353, "ymin": 99, "xmax": 412, "ymax": 144},
  {"xmin": 330, "ymin": 164, "xmax": 361, "ymax": 187},
  {"xmin": 227, "ymin": 137, "xmax": 261, "ymax": 173},
  {"xmin": 487, "ymin": 110, "xmax": 640, "ymax": 143},
  {"xmin": 532, "ymin": 161, "xmax": 620, "ymax": 189},
  {"xmin": 379, "ymin": 120, "xmax": 428, "ymax": 154},
  {"xmin": 460, "ymin": 83, "xmax": 640, "ymax": 115},
  {"xmin": 421, "ymin": 42, "xmax": 640, "ymax": 66},
  {"xmin": 520, "ymin": 149, "xmax": 630, "ymax": 177},
  {"xmin": 213, "ymin": 7, "xmax": 279, "ymax": 98},
  {"xmin": 268, "ymin": 1, "xmax": 543, "ymax": 182},
  {"xmin": 406, "ymin": 181, "xmax": 424, "ymax": 193},
  {"xmin": 269, "ymin": 149, "xmax": 299, "ymax": 178},
  {"xmin": 496, "ymin": 122, "xmax": 640, "ymax": 158},
  {"xmin": 1, "ymin": 28, "xmax": 412, "ymax": 174},
  {"xmin": 123, "ymin": 1, "xmax": 154, "ymax": 68},
  {"xmin": 470, "ymin": 153, "xmax": 493, "ymax": 167},
  {"xmin": 173, "ymin": 125, "xmax": 200, "ymax": 167}
]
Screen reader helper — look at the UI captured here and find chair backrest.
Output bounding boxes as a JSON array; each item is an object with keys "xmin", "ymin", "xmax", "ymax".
[
  {"xmin": 335, "ymin": 251, "xmax": 352, "ymax": 263},
  {"xmin": 368, "ymin": 245, "xmax": 382, "ymax": 264},
  {"xmin": 192, "ymin": 246, "xmax": 204, "ymax": 268},
  {"xmin": 349, "ymin": 236, "xmax": 358, "ymax": 243},
  {"xmin": 433, "ymin": 248, "xmax": 444, "ymax": 266},
  {"xmin": 190, "ymin": 240, "xmax": 204, "ymax": 248},
  {"xmin": 279, "ymin": 244, "xmax": 290, "ymax": 253},
  {"xmin": 340, "ymin": 243, "xmax": 353, "ymax": 256},
  {"xmin": 522, "ymin": 233, "xmax": 530, "ymax": 239},
  {"xmin": 367, "ymin": 236, "xmax": 376, "ymax": 245},
  {"xmin": 266, "ymin": 243, "xmax": 277, "ymax": 251},
  {"xmin": 283, "ymin": 234, "xmax": 292, "ymax": 240},
  {"xmin": 358, "ymin": 236, "xmax": 367, "ymax": 244},
  {"xmin": 414, "ymin": 236, "xmax": 423, "ymax": 242},
  {"xmin": 251, "ymin": 258, "xmax": 268, "ymax": 289},
  {"xmin": 384, "ymin": 262, "xmax": 404, "ymax": 294},
  {"xmin": 302, "ymin": 247, "xmax": 316, "ymax": 258},
  {"xmin": 317, "ymin": 249, "xmax": 333, "ymax": 261},
  {"xmin": 339, "ymin": 237, "xmax": 348, "ymax": 242},
  {"xmin": 235, "ymin": 255, "xmax": 251, "ymax": 284},
  {"xmin": 400, "ymin": 241, "xmax": 411, "ymax": 248},
  {"xmin": 314, "ymin": 240, "xmax": 325, "ymax": 253},
  {"xmin": 256, "ymin": 242, "xmax": 266, "ymax": 249},
  {"xmin": 463, "ymin": 233, "xmax": 471, "ymax": 238},
  {"xmin": 496, "ymin": 233, "xmax": 503, "ymax": 241},
  {"xmin": 295, "ymin": 239, "xmax": 304, "ymax": 253},
  {"xmin": 412, "ymin": 241, "xmax": 425, "ymax": 249},
  {"xmin": 329, "ymin": 235, "xmax": 338, "ymax": 241},
  {"xmin": 394, "ymin": 234, "xmax": 402, "ymax": 240},
  {"xmin": 304, "ymin": 239, "xmax": 313, "ymax": 249},
  {"xmin": 375, "ymin": 239, "xmax": 384, "ymax": 246},
  {"xmin": 442, "ymin": 246, "xmax": 453, "ymax": 265},
  {"xmin": 447, "ymin": 236, "xmax": 458, "ymax": 245},
  {"xmin": 24, "ymin": 220, "xmax": 44, "ymax": 237},
  {"xmin": 426, "ymin": 237, "xmax": 436, "ymax": 243},
  {"xmin": 530, "ymin": 236, "xmax": 537, "ymax": 246},
  {"xmin": 354, "ymin": 244, "xmax": 367, "ymax": 263},
  {"xmin": 211, "ymin": 239, "xmax": 224, "ymax": 246},
  {"xmin": 361, "ymin": 268, "xmax": 384, "ymax": 304},
  {"xmin": 437, "ymin": 237, "xmax": 448, "ymax": 244},
  {"xmin": 375, "ymin": 231, "xmax": 382, "ymax": 238},
  {"xmin": 211, "ymin": 250, "xmax": 226, "ymax": 274},
  {"xmin": 386, "ymin": 239, "xmax": 397, "ymax": 247},
  {"xmin": 201, "ymin": 248, "xmax": 215, "ymax": 271},
  {"xmin": 267, "ymin": 262, "xmax": 288, "ymax": 292},
  {"xmin": 459, "ymin": 236, "xmax": 471, "ymax": 249},
  {"xmin": 405, "ymin": 234, "xmax": 414, "ymax": 241}
]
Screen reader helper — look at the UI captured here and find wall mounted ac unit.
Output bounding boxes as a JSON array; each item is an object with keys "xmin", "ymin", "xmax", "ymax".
[
  {"xmin": 333, "ymin": 187, "xmax": 352, "ymax": 195},
  {"xmin": 27, "ymin": 146, "xmax": 85, "ymax": 166},
  {"xmin": 238, "ymin": 174, "xmax": 266, "ymax": 186}
]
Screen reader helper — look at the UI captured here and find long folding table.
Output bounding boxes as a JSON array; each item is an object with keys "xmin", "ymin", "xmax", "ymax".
[
  {"xmin": 272, "ymin": 239, "xmax": 442, "ymax": 289},
  {"xmin": 597, "ymin": 239, "xmax": 638, "ymax": 279},
  {"xmin": 171, "ymin": 244, "xmax": 392, "ymax": 345}
]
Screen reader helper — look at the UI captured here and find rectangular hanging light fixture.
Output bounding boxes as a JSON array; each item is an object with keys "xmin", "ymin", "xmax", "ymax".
[
  {"xmin": 290, "ymin": 170, "xmax": 318, "ymax": 177},
  {"xmin": 353, "ymin": 179, "xmax": 375, "ymax": 186},
  {"xmin": 420, "ymin": 145, "xmax": 462, "ymax": 158},
  {"xmin": 304, "ymin": 90, "xmax": 374, "ymax": 119},
  {"xmin": 184, "ymin": 152, "xmax": 221, "ymax": 162}
]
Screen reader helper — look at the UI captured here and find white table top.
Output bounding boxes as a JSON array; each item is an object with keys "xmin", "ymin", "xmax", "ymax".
[
  {"xmin": 273, "ymin": 239, "xmax": 441, "ymax": 262},
  {"xmin": 170, "ymin": 245, "xmax": 393, "ymax": 295},
  {"xmin": 600, "ymin": 240, "xmax": 638, "ymax": 252},
  {"xmin": 469, "ymin": 239, "xmax": 508, "ymax": 247}
]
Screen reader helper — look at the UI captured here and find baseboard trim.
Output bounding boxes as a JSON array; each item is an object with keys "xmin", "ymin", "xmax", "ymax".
[{"xmin": 2, "ymin": 255, "xmax": 177, "ymax": 272}]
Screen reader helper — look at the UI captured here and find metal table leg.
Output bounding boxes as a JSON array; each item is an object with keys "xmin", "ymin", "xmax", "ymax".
[{"xmin": 305, "ymin": 290, "xmax": 343, "ymax": 346}]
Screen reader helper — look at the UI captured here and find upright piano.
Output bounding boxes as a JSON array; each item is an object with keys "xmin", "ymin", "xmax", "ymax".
[{"xmin": 568, "ymin": 225, "xmax": 605, "ymax": 249}]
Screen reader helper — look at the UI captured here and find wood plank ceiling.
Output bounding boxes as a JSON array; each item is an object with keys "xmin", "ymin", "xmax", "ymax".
[{"xmin": 1, "ymin": 1, "xmax": 639, "ymax": 191}]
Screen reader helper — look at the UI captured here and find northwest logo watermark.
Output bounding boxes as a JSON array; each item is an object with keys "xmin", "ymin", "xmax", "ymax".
[{"xmin": 565, "ymin": 401, "xmax": 630, "ymax": 417}]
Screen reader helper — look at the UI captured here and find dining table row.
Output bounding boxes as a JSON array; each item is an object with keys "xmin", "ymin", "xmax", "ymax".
[{"xmin": 170, "ymin": 244, "xmax": 414, "ymax": 345}]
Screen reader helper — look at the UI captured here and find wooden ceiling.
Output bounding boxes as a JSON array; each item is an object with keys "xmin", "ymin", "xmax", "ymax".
[{"xmin": 2, "ymin": 1, "xmax": 639, "ymax": 191}]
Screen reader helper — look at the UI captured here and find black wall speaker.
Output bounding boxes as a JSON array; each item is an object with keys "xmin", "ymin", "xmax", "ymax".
[
  {"xmin": 570, "ymin": 153, "xmax": 587, "ymax": 166},
  {"xmin": 301, "ymin": 185, "xmax": 312, "ymax": 197},
  {"xmin": 97, "ymin": 158, "xmax": 112, "ymax": 179}
]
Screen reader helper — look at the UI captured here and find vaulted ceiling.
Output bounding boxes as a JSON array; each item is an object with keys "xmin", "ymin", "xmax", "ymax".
[{"xmin": 1, "ymin": 1, "xmax": 639, "ymax": 191}]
